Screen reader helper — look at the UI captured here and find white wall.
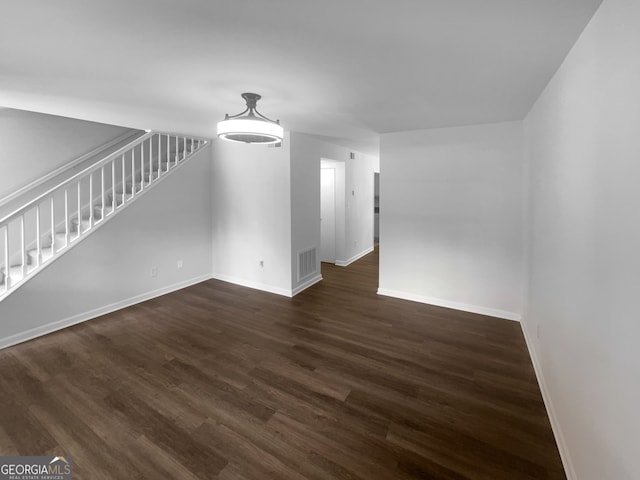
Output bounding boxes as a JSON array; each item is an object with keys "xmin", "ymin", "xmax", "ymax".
[
  {"xmin": 0, "ymin": 108, "xmax": 132, "ymax": 200},
  {"xmin": 210, "ymin": 132, "xmax": 375, "ymax": 297},
  {"xmin": 379, "ymin": 121, "xmax": 524, "ymax": 320},
  {"xmin": 211, "ymin": 137, "xmax": 293, "ymax": 296},
  {"xmin": 523, "ymin": 0, "xmax": 639, "ymax": 478},
  {"xmin": 289, "ymin": 133, "xmax": 323, "ymax": 293},
  {"xmin": 0, "ymin": 146, "xmax": 213, "ymax": 346}
]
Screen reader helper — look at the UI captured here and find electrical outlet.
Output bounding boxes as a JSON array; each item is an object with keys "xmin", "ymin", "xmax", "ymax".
[
  {"xmin": 177, "ymin": 260, "xmax": 183, "ymax": 269},
  {"xmin": 150, "ymin": 266, "xmax": 158, "ymax": 277},
  {"xmin": 536, "ymin": 324, "xmax": 540, "ymax": 339}
]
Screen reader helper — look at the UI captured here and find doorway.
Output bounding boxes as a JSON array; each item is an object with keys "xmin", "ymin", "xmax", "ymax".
[
  {"xmin": 320, "ymin": 167, "xmax": 336, "ymax": 263},
  {"xmin": 374, "ymin": 172, "xmax": 380, "ymax": 244}
]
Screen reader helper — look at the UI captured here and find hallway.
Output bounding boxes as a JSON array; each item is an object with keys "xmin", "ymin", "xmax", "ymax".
[{"xmin": 0, "ymin": 249, "xmax": 564, "ymax": 479}]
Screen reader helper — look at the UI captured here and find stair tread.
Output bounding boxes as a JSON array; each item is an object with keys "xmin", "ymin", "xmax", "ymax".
[
  {"xmin": 54, "ymin": 232, "xmax": 75, "ymax": 241},
  {"xmin": 0, "ymin": 265, "xmax": 27, "ymax": 285},
  {"xmin": 26, "ymin": 246, "xmax": 55, "ymax": 263}
]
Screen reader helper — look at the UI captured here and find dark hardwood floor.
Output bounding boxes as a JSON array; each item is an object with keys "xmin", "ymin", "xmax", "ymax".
[{"xmin": 0, "ymin": 247, "xmax": 565, "ymax": 479}]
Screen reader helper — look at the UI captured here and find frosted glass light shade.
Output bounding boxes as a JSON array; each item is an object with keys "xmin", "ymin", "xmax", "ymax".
[{"xmin": 217, "ymin": 117, "xmax": 283, "ymax": 144}]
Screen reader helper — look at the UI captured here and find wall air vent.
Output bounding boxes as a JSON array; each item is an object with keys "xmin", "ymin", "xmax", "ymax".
[{"xmin": 298, "ymin": 247, "xmax": 317, "ymax": 281}]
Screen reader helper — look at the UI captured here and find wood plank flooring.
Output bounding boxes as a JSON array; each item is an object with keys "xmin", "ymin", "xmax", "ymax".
[{"xmin": 0, "ymin": 247, "xmax": 566, "ymax": 479}]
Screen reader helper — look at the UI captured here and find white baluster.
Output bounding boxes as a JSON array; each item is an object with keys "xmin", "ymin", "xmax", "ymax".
[
  {"xmin": 121, "ymin": 154, "xmax": 126, "ymax": 204},
  {"xmin": 20, "ymin": 215, "xmax": 25, "ymax": 279},
  {"xmin": 89, "ymin": 173, "xmax": 94, "ymax": 228},
  {"xmin": 35, "ymin": 204, "xmax": 41, "ymax": 267},
  {"xmin": 77, "ymin": 181, "xmax": 81, "ymax": 236},
  {"xmin": 112, "ymin": 160, "xmax": 116, "ymax": 211},
  {"xmin": 101, "ymin": 166, "xmax": 105, "ymax": 222},
  {"xmin": 3, "ymin": 226, "xmax": 8, "ymax": 291},
  {"xmin": 145, "ymin": 142, "xmax": 149, "ymax": 186},
  {"xmin": 183, "ymin": 136, "xmax": 187, "ymax": 159},
  {"xmin": 140, "ymin": 142, "xmax": 145, "ymax": 191},
  {"xmin": 130, "ymin": 149, "xmax": 135, "ymax": 198},
  {"xmin": 149, "ymin": 138, "xmax": 154, "ymax": 182},
  {"xmin": 64, "ymin": 188, "xmax": 69, "ymax": 247},
  {"xmin": 166, "ymin": 135, "xmax": 170, "ymax": 171},
  {"xmin": 157, "ymin": 134, "xmax": 162, "ymax": 177},
  {"xmin": 147, "ymin": 138, "xmax": 151, "ymax": 183},
  {"xmin": 144, "ymin": 139, "xmax": 149, "ymax": 184},
  {"xmin": 50, "ymin": 197, "xmax": 55, "ymax": 249}
]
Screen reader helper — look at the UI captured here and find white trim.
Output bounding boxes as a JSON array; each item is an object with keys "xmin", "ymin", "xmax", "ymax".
[
  {"xmin": 0, "ymin": 274, "xmax": 211, "ymax": 351},
  {"xmin": 292, "ymin": 274, "xmax": 323, "ymax": 296},
  {"xmin": 210, "ymin": 272, "xmax": 293, "ymax": 297},
  {"xmin": 376, "ymin": 288, "xmax": 521, "ymax": 322},
  {"xmin": 520, "ymin": 320, "xmax": 575, "ymax": 480},
  {"xmin": 335, "ymin": 245, "xmax": 374, "ymax": 267},
  {"xmin": 0, "ymin": 130, "xmax": 141, "ymax": 208}
]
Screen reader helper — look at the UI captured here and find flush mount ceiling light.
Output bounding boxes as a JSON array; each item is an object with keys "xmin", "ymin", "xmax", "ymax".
[{"xmin": 217, "ymin": 93, "xmax": 283, "ymax": 144}]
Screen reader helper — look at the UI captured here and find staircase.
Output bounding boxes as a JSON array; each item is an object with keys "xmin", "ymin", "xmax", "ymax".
[{"xmin": 0, "ymin": 131, "xmax": 208, "ymax": 301}]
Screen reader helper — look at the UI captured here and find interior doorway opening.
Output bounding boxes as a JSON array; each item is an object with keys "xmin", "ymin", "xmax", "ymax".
[
  {"xmin": 319, "ymin": 155, "xmax": 375, "ymax": 270},
  {"xmin": 320, "ymin": 167, "xmax": 336, "ymax": 263},
  {"xmin": 374, "ymin": 172, "xmax": 379, "ymax": 244}
]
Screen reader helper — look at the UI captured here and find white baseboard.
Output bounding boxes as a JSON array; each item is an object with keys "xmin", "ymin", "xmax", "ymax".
[
  {"xmin": 292, "ymin": 274, "xmax": 323, "ymax": 296},
  {"xmin": 0, "ymin": 274, "xmax": 211, "ymax": 351},
  {"xmin": 376, "ymin": 288, "xmax": 521, "ymax": 322},
  {"xmin": 335, "ymin": 245, "xmax": 374, "ymax": 267},
  {"xmin": 520, "ymin": 320, "xmax": 575, "ymax": 480},
  {"xmin": 210, "ymin": 272, "xmax": 293, "ymax": 297}
]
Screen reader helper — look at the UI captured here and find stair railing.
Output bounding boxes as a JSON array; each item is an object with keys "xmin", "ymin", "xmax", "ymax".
[{"xmin": 0, "ymin": 131, "xmax": 208, "ymax": 300}]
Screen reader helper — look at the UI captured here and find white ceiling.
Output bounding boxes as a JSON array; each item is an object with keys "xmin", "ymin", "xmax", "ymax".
[{"xmin": 0, "ymin": 0, "xmax": 602, "ymax": 155}]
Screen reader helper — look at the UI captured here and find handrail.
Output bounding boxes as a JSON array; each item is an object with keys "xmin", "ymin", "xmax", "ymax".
[
  {"xmin": 0, "ymin": 130, "xmax": 143, "ymax": 209},
  {"xmin": 0, "ymin": 131, "xmax": 155, "ymax": 224}
]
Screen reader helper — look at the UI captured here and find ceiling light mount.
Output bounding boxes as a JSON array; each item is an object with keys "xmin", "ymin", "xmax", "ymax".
[{"xmin": 217, "ymin": 92, "xmax": 283, "ymax": 144}]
